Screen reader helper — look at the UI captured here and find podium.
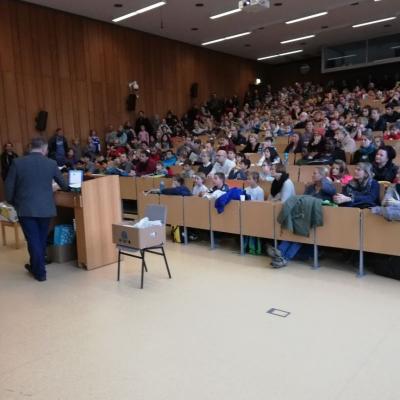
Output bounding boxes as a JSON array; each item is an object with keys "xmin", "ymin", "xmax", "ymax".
[{"xmin": 54, "ymin": 175, "xmax": 122, "ymax": 270}]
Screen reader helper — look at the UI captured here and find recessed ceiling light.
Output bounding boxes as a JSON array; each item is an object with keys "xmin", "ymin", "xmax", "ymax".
[
  {"xmin": 112, "ymin": 1, "xmax": 166, "ymax": 22},
  {"xmin": 352, "ymin": 16, "xmax": 396, "ymax": 28},
  {"xmin": 258, "ymin": 49, "xmax": 303, "ymax": 61},
  {"xmin": 210, "ymin": 8, "xmax": 241, "ymax": 19},
  {"xmin": 114, "ymin": 3, "xmax": 123, "ymax": 7},
  {"xmin": 286, "ymin": 11, "xmax": 328, "ymax": 24},
  {"xmin": 281, "ymin": 34, "xmax": 315, "ymax": 44},
  {"xmin": 202, "ymin": 31, "xmax": 251, "ymax": 46}
]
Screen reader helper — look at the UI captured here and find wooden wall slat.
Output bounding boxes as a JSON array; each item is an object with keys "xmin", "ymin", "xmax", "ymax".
[{"xmin": 0, "ymin": 0, "xmax": 258, "ymax": 150}]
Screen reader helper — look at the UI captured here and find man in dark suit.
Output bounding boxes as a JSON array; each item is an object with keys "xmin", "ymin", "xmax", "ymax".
[{"xmin": 5, "ymin": 137, "xmax": 68, "ymax": 281}]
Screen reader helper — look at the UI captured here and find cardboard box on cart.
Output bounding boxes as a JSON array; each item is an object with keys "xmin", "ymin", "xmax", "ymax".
[{"xmin": 112, "ymin": 222, "xmax": 166, "ymax": 249}]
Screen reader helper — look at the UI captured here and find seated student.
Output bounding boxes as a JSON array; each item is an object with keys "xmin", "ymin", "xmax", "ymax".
[
  {"xmin": 372, "ymin": 170, "xmax": 400, "ymax": 220},
  {"xmin": 160, "ymin": 176, "xmax": 192, "ymax": 196},
  {"xmin": 366, "ymin": 108, "xmax": 386, "ymax": 132},
  {"xmin": 259, "ymin": 162, "xmax": 274, "ymax": 182},
  {"xmin": 304, "ymin": 167, "xmax": 337, "ymax": 201},
  {"xmin": 210, "ymin": 172, "xmax": 229, "ymax": 193},
  {"xmin": 181, "ymin": 160, "xmax": 195, "ymax": 179},
  {"xmin": 208, "ymin": 150, "xmax": 235, "ymax": 178},
  {"xmin": 118, "ymin": 153, "xmax": 133, "ymax": 173},
  {"xmin": 229, "ymin": 158, "xmax": 250, "ymax": 180},
  {"xmin": 93, "ymin": 160, "xmax": 108, "ymax": 174},
  {"xmin": 311, "ymin": 138, "xmax": 346, "ymax": 165},
  {"xmin": 333, "ymin": 162, "xmax": 380, "ymax": 208},
  {"xmin": 384, "ymin": 124, "xmax": 400, "ymax": 140},
  {"xmin": 330, "ymin": 160, "xmax": 353, "ymax": 185},
  {"xmin": 149, "ymin": 161, "xmax": 168, "ymax": 177},
  {"xmin": 163, "ymin": 149, "xmax": 177, "ymax": 168},
  {"xmin": 352, "ymin": 131, "xmax": 376, "ymax": 164},
  {"xmin": 383, "ymin": 104, "xmax": 400, "ymax": 124},
  {"xmin": 176, "ymin": 150, "xmax": 189, "ymax": 165},
  {"xmin": 65, "ymin": 148, "xmax": 77, "ymax": 169},
  {"xmin": 227, "ymin": 149, "xmax": 237, "ymax": 162},
  {"xmin": 297, "ymin": 131, "xmax": 326, "ymax": 165},
  {"xmin": 192, "ymin": 173, "xmax": 209, "ymax": 197},
  {"xmin": 373, "ymin": 136, "xmax": 384, "ymax": 150},
  {"xmin": 372, "ymin": 146, "xmax": 398, "ymax": 182},
  {"xmin": 334, "ymin": 127, "xmax": 356, "ymax": 154},
  {"xmin": 217, "ymin": 135, "xmax": 236, "ymax": 153},
  {"xmin": 242, "ymin": 133, "xmax": 260, "ymax": 153},
  {"xmin": 268, "ymin": 163, "xmax": 295, "ymax": 202},
  {"xmin": 197, "ymin": 152, "xmax": 213, "ymax": 176},
  {"xmin": 257, "ymin": 147, "xmax": 280, "ymax": 166},
  {"xmin": 284, "ymin": 132, "xmax": 304, "ymax": 154},
  {"xmin": 245, "ymin": 171, "xmax": 264, "ymax": 201},
  {"xmin": 135, "ymin": 150, "xmax": 157, "ymax": 176}
]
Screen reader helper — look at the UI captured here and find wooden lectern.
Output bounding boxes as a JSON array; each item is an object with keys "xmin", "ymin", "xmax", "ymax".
[{"xmin": 54, "ymin": 175, "xmax": 121, "ymax": 270}]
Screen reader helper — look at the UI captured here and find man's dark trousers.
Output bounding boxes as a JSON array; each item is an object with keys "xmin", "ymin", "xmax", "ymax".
[{"xmin": 19, "ymin": 217, "xmax": 51, "ymax": 280}]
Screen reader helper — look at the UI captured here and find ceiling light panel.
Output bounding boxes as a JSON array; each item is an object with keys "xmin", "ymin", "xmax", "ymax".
[
  {"xmin": 210, "ymin": 8, "xmax": 241, "ymax": 19},
  {"xmin": 202, "ymin": 32, "xmax": 251, "ymax": 46},
  {"xmin": 286, "ymin": 11, "xmax": 328, "ymax": 24},
  {"xmin": 112, "ymin": 1, "xmax": 166, "ymax": 22},
  {"xmin": 281, "ymin": 34, "xmax": 315, "ymax": 44},
  {"xmin": 258, "ymin": 49, "xmax": 303, "ymax": 60},
  {"xmin": 352, "ymin": 16, "xmax": 396, "ymax": 28}
]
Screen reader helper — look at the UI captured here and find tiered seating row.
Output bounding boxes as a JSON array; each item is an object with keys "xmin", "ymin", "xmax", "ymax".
[{"xmin": 134, "ymin": 190, "xmax": 400, "ymax": 277}]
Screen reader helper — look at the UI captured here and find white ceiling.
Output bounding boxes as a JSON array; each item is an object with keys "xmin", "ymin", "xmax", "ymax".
[{"xmin": 25, "ymin": 0, "xmax": 400, "ymax": 64}]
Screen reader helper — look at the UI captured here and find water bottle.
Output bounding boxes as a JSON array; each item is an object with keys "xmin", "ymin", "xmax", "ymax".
[
  {"xmin": 159, "ymin": 180, "xmax": 165, "ymax": 192},
  {"xmin": 283, "ymin": 152, "xmax": 289, "ymax": 165}
]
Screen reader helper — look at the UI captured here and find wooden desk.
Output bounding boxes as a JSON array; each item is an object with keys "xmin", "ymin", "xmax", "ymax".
[{"xmin": 54, "ymin": 175, "xmax": 121, "ymax": 270}]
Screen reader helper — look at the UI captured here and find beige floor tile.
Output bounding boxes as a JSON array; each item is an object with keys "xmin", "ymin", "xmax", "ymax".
[{"xmin": 1, "ymin": 239, "xmax": 400, "ymax": 400}]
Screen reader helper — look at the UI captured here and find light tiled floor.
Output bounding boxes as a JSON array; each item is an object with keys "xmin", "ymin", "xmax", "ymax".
[{"xmin": 1, "ymin": 237, "xmax": 400, "ymax": 400}]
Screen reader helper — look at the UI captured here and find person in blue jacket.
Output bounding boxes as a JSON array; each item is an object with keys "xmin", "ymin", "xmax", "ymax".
[
  {"xmin": 333, "ymin": 162, "xmax": 380, "ymax": 208},
  {"xmin": 161, "ymin": 176, "xmax": 192, "ymax": 196}
]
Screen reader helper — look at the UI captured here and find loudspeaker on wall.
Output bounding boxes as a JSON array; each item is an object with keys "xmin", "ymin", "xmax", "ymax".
[
  {"xmin": 35, "ymin": 111, "xmax": 48, "ymax": 131},
  {"xmin": 126, "ymin": 94, "xmax": 136, "ymax": 111},
  {"xmin": 190, "ymin": 82, "xmax": 198, "ymax": 98}
]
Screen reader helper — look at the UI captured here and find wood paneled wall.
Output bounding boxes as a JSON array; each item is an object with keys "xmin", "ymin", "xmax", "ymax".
[{"xmin": 0, "ymin": 0, "xmax": 258, "ymax": 153}]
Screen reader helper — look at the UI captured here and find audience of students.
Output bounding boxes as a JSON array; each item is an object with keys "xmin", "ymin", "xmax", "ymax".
[{"xmin": 3, "ymin": 79, "xmax": 400, "ymax": 268}]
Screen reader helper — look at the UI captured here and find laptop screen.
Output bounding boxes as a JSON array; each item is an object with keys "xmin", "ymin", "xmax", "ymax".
[{"xmin": 68, "ymin": 170, "xmax": 83, "ymax": 190}]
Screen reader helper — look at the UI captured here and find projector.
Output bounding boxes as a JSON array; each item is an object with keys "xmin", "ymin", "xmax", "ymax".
[{"xmin": 238, "ymin": 0, "xmax": 270, "ymax": 12}]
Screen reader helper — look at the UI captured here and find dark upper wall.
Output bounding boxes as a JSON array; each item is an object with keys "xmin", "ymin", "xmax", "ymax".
[
  {"xmin": 0, "ymin": 0, "xmax": 259, "ymax": 152},
  {"xmin": 264, "ymin": 57, "xmax": 400, "ymax": 90}
]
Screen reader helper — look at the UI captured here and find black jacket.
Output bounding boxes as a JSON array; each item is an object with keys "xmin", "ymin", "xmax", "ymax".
[
  {"xmin": 366, "ymin": 117, "xmax": 386, "ymax": 132},
  {"xmin": 373, "ymin": 161, "xmax": 398, "ymax": 182},
  {"xmin": 1, "ymin": 151, "xmax": 18, "ymax": 181},
  {"xmin": 48, "ymin": 134, "xmax": 68, "ymax": 160}
]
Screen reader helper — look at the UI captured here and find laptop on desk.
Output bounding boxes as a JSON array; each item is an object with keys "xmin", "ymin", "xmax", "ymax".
[{"xmin": 68, "ymin": 170, "xmax": 84, "ymax": 192}]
